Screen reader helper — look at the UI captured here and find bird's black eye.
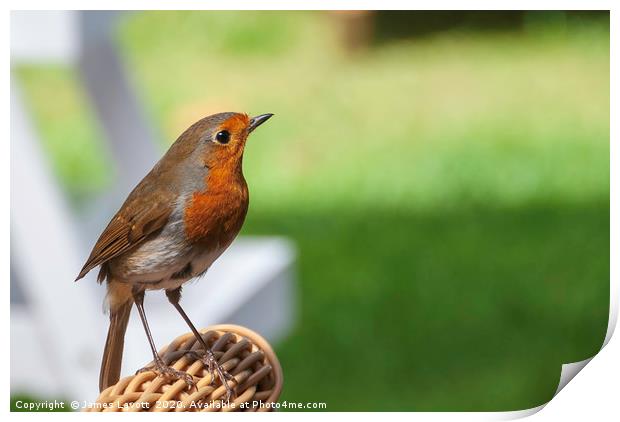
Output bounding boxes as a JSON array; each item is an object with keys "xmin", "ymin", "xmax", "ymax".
[{"xmin": 215, "ymin": 130, "xmax": 230, "ymax": 144}]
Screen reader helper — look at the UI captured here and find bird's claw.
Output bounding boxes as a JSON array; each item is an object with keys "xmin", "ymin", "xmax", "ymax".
[
  {"xmin": 136, "ymin": 361, "xmax": 196, "ymax": 390},
  {"xmin": 183, "ymin": 349, "xmax": 236, "ymax": 401}
]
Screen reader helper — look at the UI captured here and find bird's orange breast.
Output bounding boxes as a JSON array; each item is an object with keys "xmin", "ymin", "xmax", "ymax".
[{"xmin": 183, "ymin": 161, "xmax": 249, "ymax": 252}]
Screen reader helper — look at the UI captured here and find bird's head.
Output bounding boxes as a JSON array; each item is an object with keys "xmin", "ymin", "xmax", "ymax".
[
  {"xmin": 201, "ymin": 112, "xmax": 273, "ymax": 165},
  {"xmin": 167, "ymin": 111, "xmax": 273, "ymax": 174}
]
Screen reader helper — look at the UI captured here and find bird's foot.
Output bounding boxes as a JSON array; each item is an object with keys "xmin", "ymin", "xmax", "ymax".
[
  {"xmin": 184, "ymin": 349, "xmax": 236, "ymax": 401},
  {"xmin": 136, "ymin": 360, "xmax": 196, "ymax": 390}
]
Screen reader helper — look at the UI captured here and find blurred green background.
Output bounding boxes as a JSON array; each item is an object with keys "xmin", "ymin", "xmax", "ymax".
[{"xmin": 14, "ymin": 11, "xmax": 609, "ymax": 411}]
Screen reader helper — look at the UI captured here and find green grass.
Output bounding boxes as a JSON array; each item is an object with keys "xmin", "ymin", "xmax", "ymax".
[
  {"xmin": 245, "ymin": 201, "xmax": 608, "ymax": 410},
  {"xmin": 16, "ymin": 67, "xmax": 112, "ymax": 203},
  {"xmin": 14, "ymin": 11, "xmax": 609, "ymax": 411}
]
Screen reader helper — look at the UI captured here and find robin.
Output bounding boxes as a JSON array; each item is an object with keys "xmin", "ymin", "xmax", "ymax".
[{"xmin": 75, "ymin": 112, "xmax": 273, "ymax": 397}]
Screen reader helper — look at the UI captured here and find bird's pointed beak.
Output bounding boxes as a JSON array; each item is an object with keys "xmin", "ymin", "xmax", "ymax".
[{"xmin": 248, "ymin": 113, "xmax": 274, "ymax": 133}]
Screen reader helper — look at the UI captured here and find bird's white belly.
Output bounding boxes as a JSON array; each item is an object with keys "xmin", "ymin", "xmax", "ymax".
[{"xmin": 108, "ymin": 217, "xmax": 226, "ymax": 290}]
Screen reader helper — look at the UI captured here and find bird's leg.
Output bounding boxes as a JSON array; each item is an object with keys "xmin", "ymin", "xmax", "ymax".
[
  {"xmin": 132, "ymin": 287, "xmax": 195, "ymax": 389},
  {"xmin": 166, "ymin": 287, "xmax": 236, "ymax": 400}
]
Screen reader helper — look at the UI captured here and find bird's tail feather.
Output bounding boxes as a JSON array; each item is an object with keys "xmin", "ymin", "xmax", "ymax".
[{"xmin": 99, "ymin": 299, "xmax": 133, "ymax": 392}]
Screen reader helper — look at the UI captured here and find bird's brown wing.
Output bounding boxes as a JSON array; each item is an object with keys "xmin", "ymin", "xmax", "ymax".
[{"xmin": 75, "ymin": 188, "xmax": 175, "ymax": 281}]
